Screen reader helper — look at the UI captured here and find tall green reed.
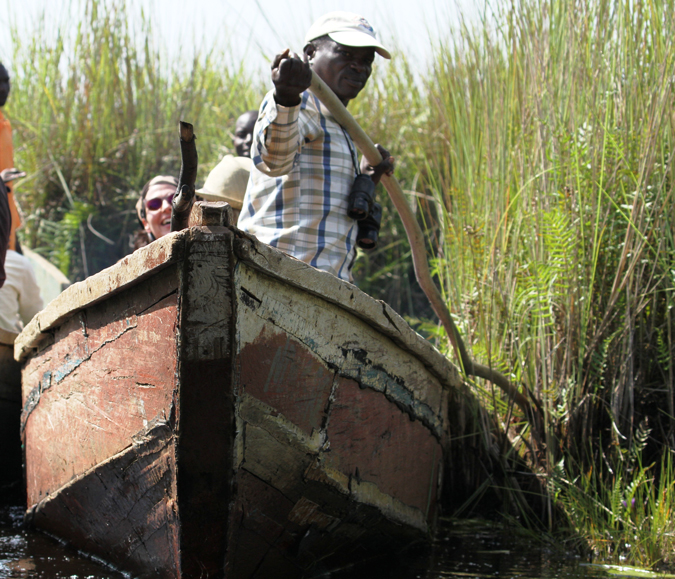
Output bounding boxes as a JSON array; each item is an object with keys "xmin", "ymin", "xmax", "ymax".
[
  {"xmin": 6, "ymin": 0, "xmax": 675, "ymax": 565},
  {"xmin": 550, "ymin": 438, "xmax": 675, "ymax": 567},
  {"xmin": 415, "ymin": 0, "xmax": 675, "ymax": 564},
  {"xmin": 8, "ymin": 0, "xmax": 260, "ymax": 279}
]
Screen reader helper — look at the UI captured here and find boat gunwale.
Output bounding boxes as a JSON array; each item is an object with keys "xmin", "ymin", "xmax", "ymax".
[
  {"xmin": 14, "ymin": 225, "xmax": 460, "ymax": 392},
  {"xmin": 14, "ymin": 231, "xmax": 187, "ymax": 362}
]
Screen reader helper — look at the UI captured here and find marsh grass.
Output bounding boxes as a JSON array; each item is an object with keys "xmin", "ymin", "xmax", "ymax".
[
  {"xmin": 8, "ymin": 0, "xmax": 260, "ymax": 277},
  {"xmin": 6, "ymin": 0, "xmax": 675, "ymax": 569},
  {"xmin": 550, "ymin": 448, "xmax": 675, "ymax": 567},
  {"xmin": 407, "ymin": 0, "xmax": 675, "ymax": 567}
]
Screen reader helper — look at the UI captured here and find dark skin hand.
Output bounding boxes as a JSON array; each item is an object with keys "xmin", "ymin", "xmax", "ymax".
[
  {"xmin": 361, "ymin": 145, "xmax": 395, "ymax": 186},
  {"xmin": 271, "ymin": 45, "xmax": 395, "ymax": 179},
  {"xmin": 272, "ymin": 49, "xmax": 312, "ymax": 107}
]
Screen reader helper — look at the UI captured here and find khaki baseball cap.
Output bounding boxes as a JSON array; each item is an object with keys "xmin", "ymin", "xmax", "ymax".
[
  {"xmin": 196, "ymin": 155, "xmax": 251, "ymax": 210},
  {"xmin": 304, "ymin": 12, "xmax": 391, "ymax": 60}
]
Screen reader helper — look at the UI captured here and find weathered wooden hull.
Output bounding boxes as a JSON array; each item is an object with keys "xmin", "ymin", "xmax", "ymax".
[{"xmin": 15, "ymin": 211, "xmax": 459, "ymax": 578}]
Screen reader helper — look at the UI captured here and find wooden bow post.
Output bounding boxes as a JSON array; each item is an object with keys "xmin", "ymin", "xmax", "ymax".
[{"xmin": 171, "ymin": 121, "xmax": 199, "ymax": 232}]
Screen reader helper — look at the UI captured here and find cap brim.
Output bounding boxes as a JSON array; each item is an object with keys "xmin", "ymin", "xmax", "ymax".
[{"xmin": 327, "ymin": 31, "xmax": 391, "ymax": 59}]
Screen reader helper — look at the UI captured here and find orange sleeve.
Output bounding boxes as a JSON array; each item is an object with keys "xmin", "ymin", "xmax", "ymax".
[
  {"xmin": 0, "ymin": 180, "xmax": 10, "ymax": 287},
  {"xmin": 0, "ymin": 112, "xmax": 14, "ymax": 172},
  {"xmin": 0, "ymin": 112, "xmax": 20, "ymax": 249}
]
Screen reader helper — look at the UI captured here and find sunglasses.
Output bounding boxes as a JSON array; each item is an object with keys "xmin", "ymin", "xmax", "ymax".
[{"xmin": 145, "ymin": 193, "xmax": 174, "ymax": 212}]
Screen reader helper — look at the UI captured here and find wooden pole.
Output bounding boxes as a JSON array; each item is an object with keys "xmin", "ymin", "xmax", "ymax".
[{"xmin": 309, "ymin": 72, "xmax": 542, "ymax": 429}]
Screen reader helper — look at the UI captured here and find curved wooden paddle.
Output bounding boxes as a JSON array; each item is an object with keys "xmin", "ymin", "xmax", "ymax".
[{"xmin": 309, "ymin": 72, "xmax": 541, "ymax": 428}]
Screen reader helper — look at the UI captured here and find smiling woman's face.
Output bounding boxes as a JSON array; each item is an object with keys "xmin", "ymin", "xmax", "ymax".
[{"xmin": 142, "ymin": 182, "xmax": 175, "ymax": 240}]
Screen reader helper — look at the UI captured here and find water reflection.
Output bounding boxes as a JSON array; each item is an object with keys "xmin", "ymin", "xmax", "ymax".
[
  {"xmin": 425, "ymin": 518, "xmax": 593, "ymax": 579},
  {"xmin": 0, "ymin": 497, "xmax": 608, "ymax": 579},
  {"xmin": 329, "ymin": 518, "xmax": 604, "ymax": 579},
  {"xmin": 0, "ymin": 502, "xmax": 126, "ymax": 578}
]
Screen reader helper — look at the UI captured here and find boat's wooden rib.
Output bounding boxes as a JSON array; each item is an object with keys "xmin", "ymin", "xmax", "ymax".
[{"xmin": 16, "ymin": 204, "xmax": 460, "ymax": 578}]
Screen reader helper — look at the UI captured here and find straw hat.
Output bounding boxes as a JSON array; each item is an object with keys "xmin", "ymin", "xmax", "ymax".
[{"xmin": 196, "ymin": 156, "xmax": 251, "ymax": 210}]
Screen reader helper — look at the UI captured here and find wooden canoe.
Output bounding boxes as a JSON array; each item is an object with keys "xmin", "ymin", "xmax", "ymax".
[{"xmin": 15, "ymin": 202, "xmax": 461, "ymax": 578}]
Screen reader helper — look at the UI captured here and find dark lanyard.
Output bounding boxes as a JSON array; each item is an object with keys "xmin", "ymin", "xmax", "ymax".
[{"xmin": 340, "ymin": 126, "xmax": 360, "ymax": 176}]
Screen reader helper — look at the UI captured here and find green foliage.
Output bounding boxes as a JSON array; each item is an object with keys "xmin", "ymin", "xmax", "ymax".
[
  {"xmin": 397, "ymin": 0, "xmax": 675, "ymax": 566},
  {"xmin": 550, "ymin": 448, "xmax": 675, "ymax": 569},
  {"xmin": 8, "ymin": 0, "xmax": 260, "ymax": 279},
  {"xmin": 5, "ymin": 0, "xmax": 675, "ymax": 568}
]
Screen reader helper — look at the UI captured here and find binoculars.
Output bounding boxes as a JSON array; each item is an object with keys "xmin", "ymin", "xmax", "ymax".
[{"xmin": 347, "ymin": 174, "xmax": 382, "ymax": 249}]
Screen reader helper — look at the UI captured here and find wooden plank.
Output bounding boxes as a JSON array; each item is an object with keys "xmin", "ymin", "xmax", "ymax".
[
  {"xmin": 15, "ymin": 231, "xmax": 186, "ymax": 361},
  {"xmin": 239, "ymin": 409, "xmax": 428, "ymax": 532},
  {"xmin": 225, "ymin": 468, "xmax": 300, "ymax": 578},
  {"xmin": 325, "ymin": 376, "xmax": 442, "ymax": 516},
  {"xmin": 236, "ymin": 263, "xmax": 447, "ymax": 437},
  {"xmin": 233, "ymin": 235, "xmax": 461, "ymax": 392},
  {"xmin": 229, "ymin": 427, "xmax": 426, "ymax": 576},
  {"xmin": 27, "ymin": 424, "xmax": 180, "ymax": 579},
  {"xmin": 21, "ymin": 267, "xmax": 180, "ymax": 504},
  {"xmin": 239, "ymin": 328, "xmax": 335, "ymax": 436},
  {"xmin": 234, "ymin": 262, "xmax": 442, "ymax": 533}
]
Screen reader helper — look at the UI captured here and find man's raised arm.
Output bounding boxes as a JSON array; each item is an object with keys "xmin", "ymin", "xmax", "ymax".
[{"xmin": 251, "ymin": 49, "xmax": 312, "ymax": 177}]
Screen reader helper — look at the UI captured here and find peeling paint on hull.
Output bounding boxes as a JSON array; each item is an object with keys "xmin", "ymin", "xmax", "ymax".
[{"xmin": 16, "ymin": 208, "xmax": 460, "ymax": 578}]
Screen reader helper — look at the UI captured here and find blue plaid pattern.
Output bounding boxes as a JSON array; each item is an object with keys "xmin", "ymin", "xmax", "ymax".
[{"xmin": 237, "ymin": 90, "xmax": 359, "ymax": 281}]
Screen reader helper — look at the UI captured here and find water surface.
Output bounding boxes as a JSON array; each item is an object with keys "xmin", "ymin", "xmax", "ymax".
[{"xmin": 0, "ymin": 496, "xmax": 609, "ymax": 579}]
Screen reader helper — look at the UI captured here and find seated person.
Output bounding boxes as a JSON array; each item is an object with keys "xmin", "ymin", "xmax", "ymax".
[
  {"xmin": 233, "ymin": 110, "xmax": 258, "ymax": 159},
  {"xmin": 0, "ymin": 242, "xmax": 43, "ymax": 338},
  {"xmin": 197, "ymin": 110, "xmax": 259, "ymax": 221},
  {"xmin": 237, "ymin": 12, "xmax": 394, "ymax": 282},
  {"xmin": 197, "ymin": 156, "xmax": 251, "ymax": 223},
  {"xmin": 0, "ymin": 167, "xmax": 41, "ymax": 346},
  {"xmin": 132, "ymin": 175, "xmax": 179, "ymax": 250}
]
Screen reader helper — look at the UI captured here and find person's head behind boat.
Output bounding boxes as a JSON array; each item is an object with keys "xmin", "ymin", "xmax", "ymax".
[{"xmin": 134, "ymin": 175, "xmax": 179, "ymax": 249}]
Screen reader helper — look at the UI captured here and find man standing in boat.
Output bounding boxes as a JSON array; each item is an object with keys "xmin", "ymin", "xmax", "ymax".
[{"xmin": 237, "ymin": 12, "xmax": 394, "ymax": 282}]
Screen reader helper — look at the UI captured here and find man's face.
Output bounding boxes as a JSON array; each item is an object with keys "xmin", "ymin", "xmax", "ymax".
[
  {"xmin": 0, "ymin": 65, "xmax": 10, "ymax": 108},
  {"xmin": 233, "ymin": 111, "xmax": 257, "ymax": 158},
  {"xmin": 307, "ymin": 39, "xmax": 375, "ymax": 105}
]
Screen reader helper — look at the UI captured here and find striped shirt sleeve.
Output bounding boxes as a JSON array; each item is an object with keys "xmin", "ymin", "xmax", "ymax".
[{"xmin": 252, "ymin": 94, "xmax": 303, "ymax": 177}]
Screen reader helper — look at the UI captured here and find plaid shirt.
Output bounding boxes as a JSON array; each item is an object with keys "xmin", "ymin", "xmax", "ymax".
[{"xmin": 237, "ymin": 90, "xmax": 359, "ymax": 281}]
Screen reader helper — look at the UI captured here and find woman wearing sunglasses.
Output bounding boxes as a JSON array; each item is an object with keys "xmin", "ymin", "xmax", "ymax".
[{"xmin": 133, "ymin": 175, "xmax": 179, "ymax": 250}]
